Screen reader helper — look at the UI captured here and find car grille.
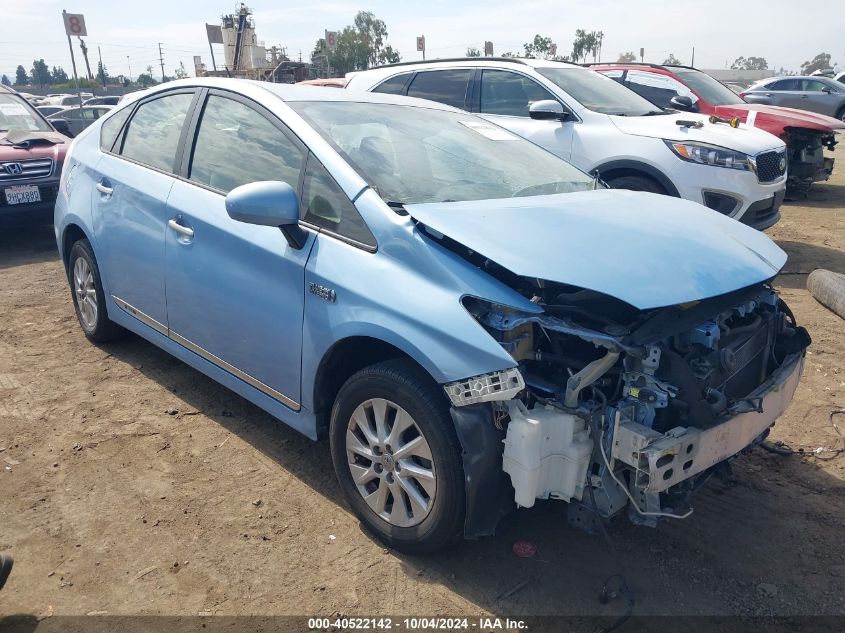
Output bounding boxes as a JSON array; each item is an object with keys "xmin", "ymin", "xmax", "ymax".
[
  {"xmin": 0, "ymin": 158, "xmax": 54, "ymax": 181},
  {"xmin": 754, "ymin": 150, "xmax": 786, "ymax": 183}
]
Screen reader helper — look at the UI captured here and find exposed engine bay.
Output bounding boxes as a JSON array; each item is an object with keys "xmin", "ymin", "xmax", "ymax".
[
  {"xmin": 785, "ymin": 129, "xmax": 837, "ymax": 193},
  {"xmin": 452, "ymin": 263, "xmax": 811, "ymax": 531}
]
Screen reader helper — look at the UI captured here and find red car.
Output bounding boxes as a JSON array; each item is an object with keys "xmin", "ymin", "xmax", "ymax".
[
  {"xmin": 589, "ymin": 63, "xmax": 845, "ymax": 193},
  {"xmin": 0, "ymin": 85, "xmax": 70, "ymax": 225}
]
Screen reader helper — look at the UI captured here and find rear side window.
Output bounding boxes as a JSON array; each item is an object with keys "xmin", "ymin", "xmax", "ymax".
[
  {"xmin": 301, "ymin": 156, "xmax": 376, "ymax": 249},
  {"xmin": 120, "ymin": 93, "xmax": 194, "ymax": 172},
  {"xmin": 769, "ymin": 79, "xmax": 800, "ymax": 90},
  {"xmin": 100, "ymin": 106, "xmax": 132, "ymax": 151},
  {"xmin": 189, "ymin": 94, "xmax": 305, "ymax": 194},
  {"xmin": 373, "ymin": 73, "xmax": 411, "ymax": 95},
  {"xmin": 480, "ymin": 69, "xmax": 557, "ymax": 117},
  {"xmin": 407, "ymin": 69, "xmax": 472, "ymax": 109}
]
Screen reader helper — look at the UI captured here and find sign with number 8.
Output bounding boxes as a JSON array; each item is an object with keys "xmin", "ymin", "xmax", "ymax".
[{"xmin": 63, "ymin": 12, "xmax": 87, "ymax": 37}]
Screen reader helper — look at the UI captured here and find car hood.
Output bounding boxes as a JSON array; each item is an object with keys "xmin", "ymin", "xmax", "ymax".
[
  {"xmin": 714, "ymin": 103, "xmax": 845, "ymax": 135},
  {"xmin": 406, "ymin": 190, "xmax": 786, "ymax": 310},
  {"xmin": 0, "ymin": 130, "xmax": 68, "ymax": 163},
  {"xmin": 608, "ymin": 113, "xmax": 784, "ymax": 153}
]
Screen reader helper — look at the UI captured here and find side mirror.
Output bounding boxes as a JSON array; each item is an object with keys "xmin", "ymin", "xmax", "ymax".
[
  {"xmin": 529, "ymin": 100, "xmax": 570, "ymax": 121},
  {"xmin": 51, "ymin": 118, "xmax": 71, "ymax": 135},
  {"xmin": 225, "ymin": 181, "xmax": 307, "ymax": 249},
  {"xmin": 669, "ymin": 95, "xmax": 698, "ymax": 112}
]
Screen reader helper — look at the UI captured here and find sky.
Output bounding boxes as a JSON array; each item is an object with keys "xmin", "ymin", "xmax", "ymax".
[{"xmin": 1, "ymin": 0, "xmax": 842, "ymax": 81}]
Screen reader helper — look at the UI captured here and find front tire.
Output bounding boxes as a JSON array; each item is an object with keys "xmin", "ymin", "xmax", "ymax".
[
  {"xmin": 329, "ymin": 359, "xmax": 465, "ymax": 554},
  {"xmin": 67, "ymin": 239, "xmax": 125, "ymax": 343},
  {"xmin": 606, "ymin": 174, "xmax": 667, "ymax": 195}
]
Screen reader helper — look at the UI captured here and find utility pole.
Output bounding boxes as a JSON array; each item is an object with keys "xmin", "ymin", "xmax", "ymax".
[
  {"xmin": 158, "ymin": 43, "xmax": 166, "ymax": 82},
  {"xmin": 691, "ymin": 46, "xmax": 695, "ymax": 67},
  {"xmin": 97, "ymin": 45, "xmax": 105, "ymax": 88},
  {"xmin": 79, "ymin": 37, "xmax": 93, "ymax": 79},
  {"xmin": 126, "ymin": 56, "xmax": 132, "ymax": 83}
]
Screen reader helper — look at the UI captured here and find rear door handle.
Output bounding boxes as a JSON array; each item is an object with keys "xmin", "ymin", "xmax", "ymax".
[
  {"xmin": 167, "ymin": 218, "xmax": 194, "ymax": 239},
  {"xmin": 95, "ymin": 181, "xmax": 113, "ymax": 196}
]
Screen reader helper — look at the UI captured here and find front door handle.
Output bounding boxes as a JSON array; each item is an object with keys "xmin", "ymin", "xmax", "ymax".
[
  {"xmin": 95, "ymin": 181, "xmax": 113, "ymax": 196},
  {"xmin": 167, "ymin": 218, "xmax": 194, "ymax": 239}
]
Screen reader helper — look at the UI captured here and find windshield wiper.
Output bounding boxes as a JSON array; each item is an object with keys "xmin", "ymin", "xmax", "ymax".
[
  {"xmin": 642, "ymin": 110, "xmax": 667, "ymax": 116},
  {"xmin": 385, "ymin": 200, "xmax": 408, "ymax": 215}
]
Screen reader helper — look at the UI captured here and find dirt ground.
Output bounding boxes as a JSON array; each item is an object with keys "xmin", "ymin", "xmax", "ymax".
[{"xmin": 1, "ymin": 147, "xmax": 844, "ymax": 626}]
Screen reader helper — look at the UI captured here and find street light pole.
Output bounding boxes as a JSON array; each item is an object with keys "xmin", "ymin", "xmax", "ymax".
[{"xmin": 126, "ymin": 56, "xmax": 132, "ymax": 83}]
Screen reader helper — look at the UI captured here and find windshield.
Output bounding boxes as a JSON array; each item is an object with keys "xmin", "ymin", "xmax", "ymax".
[
  {"xmin": 673, "ymin": 68, "xmax": 745, "ymax": 105},
  {"xmin": 290, "ymin": 101, "xmax": 598, "ymax": 205},
  {"xmin": 0, "ymin": 94, "xmax": 52, "ymax": 133},
  {"xmin": 536, "ymin": 67, "xmax": 659, "ymax": 116}
]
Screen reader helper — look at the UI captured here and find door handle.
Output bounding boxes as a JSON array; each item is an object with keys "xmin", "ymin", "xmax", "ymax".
[
  {"xmin": 800, "ymin": 94, "xmax": 809, "ymax": 99},
  {"xmin": 95, "ymin": 182, "xmax": 113, "ymax": 195},
  {"xmin": 167, "ymin": 218, "xmax": 194, "ymax": 239}
]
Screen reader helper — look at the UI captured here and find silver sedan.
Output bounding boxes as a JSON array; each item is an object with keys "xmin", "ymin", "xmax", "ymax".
[{"xmin": 743, "ymin": 76, "xmax": 845, "ymax": 121}]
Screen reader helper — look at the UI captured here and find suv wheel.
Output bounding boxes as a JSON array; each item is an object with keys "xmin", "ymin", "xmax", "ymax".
[
  {"xmin": 607, "ymin": 174, "xmax": 667, "ymax": 195},
  {"xmin": 68, "ymin": 239, "xmax": 125, "ymax": 343},
  {"xmin": 329, "ymin": 359, "xmax": 465, "ymax": 553}
]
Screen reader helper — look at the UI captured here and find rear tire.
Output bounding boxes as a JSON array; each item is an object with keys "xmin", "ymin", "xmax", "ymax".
[
  {"xmin": 68, "ymin": 239, "xmax": 125, "ymax": 343},
  {"xmin": 329, "ymin": 359, "xmax": 465, "ymax": 554},
  {"xmin": 837, "ymin": 107, "xmax": 845, "ymax": 123},
  {"xmin": 606, "ymin": 174, "xmax": 667, "ymax": 195}
]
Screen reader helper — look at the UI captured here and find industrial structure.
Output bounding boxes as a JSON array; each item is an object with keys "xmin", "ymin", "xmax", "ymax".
[{"xmin": 198, "ymin": 4, "xmax": 307, "ymax": 83}]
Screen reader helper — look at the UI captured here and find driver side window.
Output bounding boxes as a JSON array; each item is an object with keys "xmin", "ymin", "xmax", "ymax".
[{"xmin": 480, "ymin": 69, "xmax": 557, "ymax": 117}]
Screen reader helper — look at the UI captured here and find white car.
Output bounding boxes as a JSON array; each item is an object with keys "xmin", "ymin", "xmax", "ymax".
[{"xmin": 346, "ymin": 58, "xmax": 788, "ymax": 230}]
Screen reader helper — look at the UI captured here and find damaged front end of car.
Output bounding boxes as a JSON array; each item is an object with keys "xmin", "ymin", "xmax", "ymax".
[
  {"xmin": 446, "ymin": 282, "xmax": 808, "ymax": 534},
  {"xmin": 785, "ymin": 128, "xmax": 837, "ymax": 194}
]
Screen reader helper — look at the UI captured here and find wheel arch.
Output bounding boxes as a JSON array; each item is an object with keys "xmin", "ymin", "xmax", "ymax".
[
  {"xmin": 60, "ymin": 221, "xmax": 93, "ymax": 271},
  {"xmin": 311, "ymin": 335, "xmax": 440, "ymax": 438},
  {"xmin": 592, "ymin": 159, "xmax": 680, "ymax": 197}
]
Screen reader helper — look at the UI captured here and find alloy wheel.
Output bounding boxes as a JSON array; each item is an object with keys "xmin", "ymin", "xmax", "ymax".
[
  {"xmin": 345, "ymin": 398, "xmax": 436, "ymax": 527},
  {"xmin": 73, "ymin": 256, "xmax": 98, "ymax": 330}
]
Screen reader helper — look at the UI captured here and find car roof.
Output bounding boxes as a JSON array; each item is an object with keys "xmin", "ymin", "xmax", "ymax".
[
  {"xmin": 346, "ymin": 56, "xmax": 585, "ymax": 80},
  {"xmin": 132, "ymin": 77, "xmax": 470, "ymax": 112}
]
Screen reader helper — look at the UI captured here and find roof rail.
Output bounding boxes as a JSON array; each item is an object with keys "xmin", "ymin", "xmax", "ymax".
[
  {"xmin": 366, "ymin": 56, "xmax": 529, "ymax": 71},
  {"xmin": 585, "ymin": 62, "xmax": 699, "ymax": 71}
]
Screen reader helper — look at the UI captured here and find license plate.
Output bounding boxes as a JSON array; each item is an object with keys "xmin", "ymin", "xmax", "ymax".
[{"xmin": 4, "ymin": 185, "xmax": 41, "ymax": 205}]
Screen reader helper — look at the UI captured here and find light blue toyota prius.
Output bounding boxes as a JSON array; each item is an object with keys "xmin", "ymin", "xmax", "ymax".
[{"xmin": 55, "ymin": 79, "xmax": 809, "ymax": 553}]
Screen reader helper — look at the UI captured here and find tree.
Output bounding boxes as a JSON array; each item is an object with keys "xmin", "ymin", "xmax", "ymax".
[
  {"xmin": 136, "ymin": 70, "xmax": 157, "ymax": 87},
  {"xmin": 800, "ymin": 52, "xmax": 831, "ymax": 75},
  {"xmin": 311, "ymin": 10, "xmax": 400, "ymax": 77},
  {"xmin": 14, "ymin": 65, "xmax": 28, "ymax": 85},
  {"xmin": 51, "ymin": 66, "xmax": 69, "ymax": 83},
  {"xmin": 731, "ymin": 56, "xmax": 768, "ymax": 71},
  {"xmin": 571, "ymin": 29, "xmax": 603, "ymax": 63},
  {"xmin": 617, "ymin": 51, "xmax": 637, "ymax": 63},
  {"xmin": 96, "ymin": 61, "xmax": 109, "ymax": 84},
  {"xmin": 30, "ymin": 59, "xmax": 51, "ymax": 88},
  {"xmin": 173, "ymin": 61, "xmax": 188, "ymax": 79},
  {"xmin": 1, "ymin": 74, "xmax": 11, "ymax": 87},
  {"xmin": 524, "ymin": 34, "xmax": 553, "ymax": 59},
  {"xmin": 662, "ymin": 53, "xmax": 682, "ymax": 65},
  {"xmin": 466, "ymin": 47, "xmax": 481, "ymax": 57}
]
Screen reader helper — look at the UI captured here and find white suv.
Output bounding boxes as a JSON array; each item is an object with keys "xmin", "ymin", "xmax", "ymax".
[{"xmin": 346, "ymin": 58, "xmax": 788, "ymax": 230}]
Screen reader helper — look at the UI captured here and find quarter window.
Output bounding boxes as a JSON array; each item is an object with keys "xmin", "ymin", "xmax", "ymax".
[
  {"xmin": 406, "ymin": 69, "xmax": 472, "ymax": 109},
  {"xmin": 301, "ymin": 155, "xmax": 376, "ymax": 248},
  {"xmin": 480, "ymin": 70, "xmax": 557, "ymax": 117},
  {"xmin": 373, "ymin": 73, "xmax": 411, "ymax": 95},
  {"xmin": 120, "ymin": 92, "xmax": 194, "ymax": 172},
  {"xmin": 99, "ymin": 106, "xmax": 132, "ymax": 151},
  {"xmin": 189, "ymin": 95, "xmax": 304, "ymax": 194}
]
